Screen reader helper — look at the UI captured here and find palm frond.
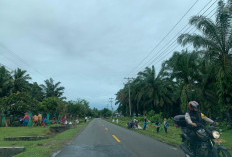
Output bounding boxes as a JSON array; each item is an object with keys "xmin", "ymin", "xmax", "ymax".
[
  {"xmin": 190, "ymin": 16, "xmax": 222, "ymax": 45},
  {"xmin": 178, "ymin": 34, "xmax": 221, "ymax": 50}
]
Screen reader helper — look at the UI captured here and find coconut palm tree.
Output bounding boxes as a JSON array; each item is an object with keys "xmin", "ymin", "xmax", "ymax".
[
  {"xmin": 30, "ymin": 82, "xmax": 44, "ymax": 101},
  {"xmin": 41, "ymin": 78, "xmax": 65, "ymax": 99},
  {"xmin": 12, "ymin": 68, "xmax": 31, "ymax": 93}
]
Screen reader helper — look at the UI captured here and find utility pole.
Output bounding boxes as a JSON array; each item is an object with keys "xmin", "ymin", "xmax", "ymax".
[
  {"xmin": 109, "ymin": 98, "xmax": 113, "ymax": 118},
  {"xmin": 124, "ymin": 77, "xmax": 134, "ymax": 117}
]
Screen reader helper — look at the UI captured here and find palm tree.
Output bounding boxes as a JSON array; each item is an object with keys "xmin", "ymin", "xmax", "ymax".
[
  {"xmin": 12, "ymin": 68, "xmax": 31, "ymax": 93},
  {"xmin": 161, "ymin": 50, "xmax": 200, "ymax": 112},
  {"xmin": 41, "ymin": 78, "xmax": 65, "ymax": 99},
  {"xmin": 178, "ymin": 0, "xmax": 232, "ymax": 121},
  {"xmin": 130, "ymin": 78, "xmax": 144, "ymax": 116},
  {"xmin": 137, "ymin": 66, "xmax": 158, "ymax": 113},
  {"xmin": 178, "ymin": 1, "xmax": 232, "ymax": 72},
  {"xmin": 137, "ymin": 66, "xmax": 173, "ymax": 114},
  {"xmin": 115, "ymin": 88, "xmax": 129, "ymax": 116},
  {"xmin": 0, "ymin": 66, "xmax": 13, "ymax": 97},
  {"xmin": 30, "ymin": 82, "xmax": 44, "ymax": 101},
  {"xmin": 197, "ymin": 58, "xmax": 219, "ymax": 117},
  {"xmin": 116, "ymin": 66, "xmax": 176, "ymax": 116}
]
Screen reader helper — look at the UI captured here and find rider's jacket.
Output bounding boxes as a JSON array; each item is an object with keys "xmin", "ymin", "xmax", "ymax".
[{"xmin": 185, "ymin": 110, "xmax": 214, "ymax": 125}]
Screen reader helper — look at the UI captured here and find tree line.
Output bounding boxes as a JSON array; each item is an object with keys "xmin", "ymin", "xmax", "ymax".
[
  {"xmin": 116, "ymin": 0, "xmax": 232, "ymax": 124},
  {"xmin": 0, "ymin": 67, "xmax": 110, "ymax": 120}
]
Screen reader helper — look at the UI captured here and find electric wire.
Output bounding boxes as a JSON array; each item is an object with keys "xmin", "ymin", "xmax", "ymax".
[
  {"xmin": 130, "ymin": 0, "xmax": 218, "ymax": 75},
  {"xmin": 0, "ymin": 63, "xmax": 13, "ymax": 71},
  {"xmin": 0, "ymin": 43, "xmax": 46, "ymax": 79},
  {"xmin": 128, "ymin": 0, "xmax": 201, "ymax": 75},
  {"xmin": 151, "ymin": 6, "xmax": 218, "ymax": 67}
]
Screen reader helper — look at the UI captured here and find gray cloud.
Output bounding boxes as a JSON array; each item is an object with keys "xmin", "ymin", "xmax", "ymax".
[{"xmin": 0, "ymin": 0, "xmax": 215, "ymax": 109}]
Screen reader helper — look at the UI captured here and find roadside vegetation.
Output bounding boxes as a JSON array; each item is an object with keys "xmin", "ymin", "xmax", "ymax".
[
  {"xmin": 0, "ymin": 67, "xmax": 100, "ymax": 121},
  {"xmin": 0, "ymin": 65, "xmax": 111, "ymax": 125},
  {"xmin": 115, "ymin": 0, "xmax": 232, "ymax": 129},
  {"xmin": 0, "ymin": 123, "xmax": 88, "ymax": 157}
]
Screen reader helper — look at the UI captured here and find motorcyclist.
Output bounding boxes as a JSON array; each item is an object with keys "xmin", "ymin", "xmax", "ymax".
[
  {"xmin": 185, "ymin": 101, "xmax": 217, "ymax": 127},
  {"xmin": 185, "ymin": 101, "xmax": 218, "ymax": 154}
]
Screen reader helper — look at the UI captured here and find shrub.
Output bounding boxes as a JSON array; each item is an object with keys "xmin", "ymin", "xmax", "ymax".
[
  {"xmin": 147, "ymin": 110, "xmax": 155, "ymax": 118},
  {"xmin": 149, "ymin": 113, "xmax": 162, "ymax": 123}
]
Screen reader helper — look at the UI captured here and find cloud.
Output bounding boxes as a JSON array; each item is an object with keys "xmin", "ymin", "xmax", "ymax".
[{"xmin": 0, "ymin": 0, "xmax": 211, "ymax": 109}]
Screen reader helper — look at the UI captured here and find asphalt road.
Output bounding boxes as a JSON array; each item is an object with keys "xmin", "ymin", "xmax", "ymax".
[{"xmin": 55, "ymin": 118, "xmax": 185, "ymax": 157}]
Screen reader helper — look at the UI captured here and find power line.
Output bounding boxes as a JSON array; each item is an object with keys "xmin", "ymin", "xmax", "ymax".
[
  {"xmin": 0, "ymin": 63, "xmax": 13, "ymax": 71},
  {"xmin": 161, "ymin": 10, "xmax": 217, "ymax": 64},
  {"xmin": 133, "ymin": 0, "xmax": 218, "ymax": 74},
  {"xmin": 0, "ymin": 44, "xmax": 30, "ymax": 67},
  {"xmin": 142, "ymin": 11, "xmax": 218, "ymax": 73},
  {"xmin": 129, "ymin": 0, "xmax": 217, "ymax": 76},
  {"xmin": 132, "ymin": 0, "xmax": 218, "ymax": 75},
  {"xmin": 0, "ymin": 43, "xmax": 46, "ymax": 79},
  {"xmin": 128, "ymin": 0, "xmax": 201, "ymax": 76},
  {"xmin": 150, "ymin": 5, "xmax": 218, "ymax": 67},
  {"xmin": 150, "ymin": 1, "xmax": 218, "ymax": 63},
  {"xmin": 0, "ymin": 52, "xmax": 26, "ymax": 70}
]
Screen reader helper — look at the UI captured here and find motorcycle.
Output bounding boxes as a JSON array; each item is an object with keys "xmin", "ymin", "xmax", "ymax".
[{"xmin": 174, "ymin": 115, "xmax": 231, "ymax": 157}]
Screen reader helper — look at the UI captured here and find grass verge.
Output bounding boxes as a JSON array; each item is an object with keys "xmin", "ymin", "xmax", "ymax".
[
  {"xmin": 0, "ymin": 122, "xmax": 88, "ymax": 157},
  {"xmin": 105, "ymin": 117, "xmax": 232, "ymax": 154}
]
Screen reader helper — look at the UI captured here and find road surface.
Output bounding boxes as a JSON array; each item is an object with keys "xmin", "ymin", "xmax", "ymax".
[{"xmin": 55, "ymin": 118, "xmax": 185, "ymax": 157}]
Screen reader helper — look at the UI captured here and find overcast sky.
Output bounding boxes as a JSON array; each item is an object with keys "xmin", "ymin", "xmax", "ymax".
[{"xmin": 0, "ymin": 0, "xmax": 217, "ymax": 109}]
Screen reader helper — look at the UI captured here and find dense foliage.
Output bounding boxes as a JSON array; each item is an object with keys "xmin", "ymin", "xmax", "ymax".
[
  {"xmin": 116, "ymin": 0, "xmax": 232, "ymax": 124},
  {"xmin": 0, "ymin": 66, "xmax": 108, "ymax": 119}
]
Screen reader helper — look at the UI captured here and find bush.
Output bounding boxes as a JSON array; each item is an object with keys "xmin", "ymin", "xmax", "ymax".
[
  {"xmin": 167, "ymin": 117, "xmax": 174, "ymax": 125},
  {"xmin": 147, "ymin": 110, "xmax": 155, "ymax": 118},
  {"xmin": 136, "ymin": 116, "xmax": 145, "ymax": 122},
  {"xmin": 149, "ymin": 113, "xmax": 162, "ymax": 123},
  {"xmin": 0, "ymin": 92, "xmax": 38, "ymax": 117},
  {"xmin": 218, "ymin": 121, "xmax": 232, "ymax": 131},
  {"xmin": 39, "ymin": 97, "xmax": 65, "ymax": 116}
]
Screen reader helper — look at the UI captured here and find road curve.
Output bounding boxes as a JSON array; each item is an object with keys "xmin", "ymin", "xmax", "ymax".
[{"xmin": 55, "ymin": 118, "xmax": 185, "ymax": 157}]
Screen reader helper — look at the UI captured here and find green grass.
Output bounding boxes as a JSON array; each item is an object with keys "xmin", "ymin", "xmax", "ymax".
[
  {"xmin": 106, "ymin": 117, "xmax": 232, "ymax": 154},
  {"xmin": 221, "ymin": 129, "xmax": 232, "ymax": 154},
  {"xmin": 0, "ymin": 127, "xmax": 51, "ymax": 138},
  {"xmin": 0, "ymin": 123, "xmax": 88, "ymax": 157}
]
